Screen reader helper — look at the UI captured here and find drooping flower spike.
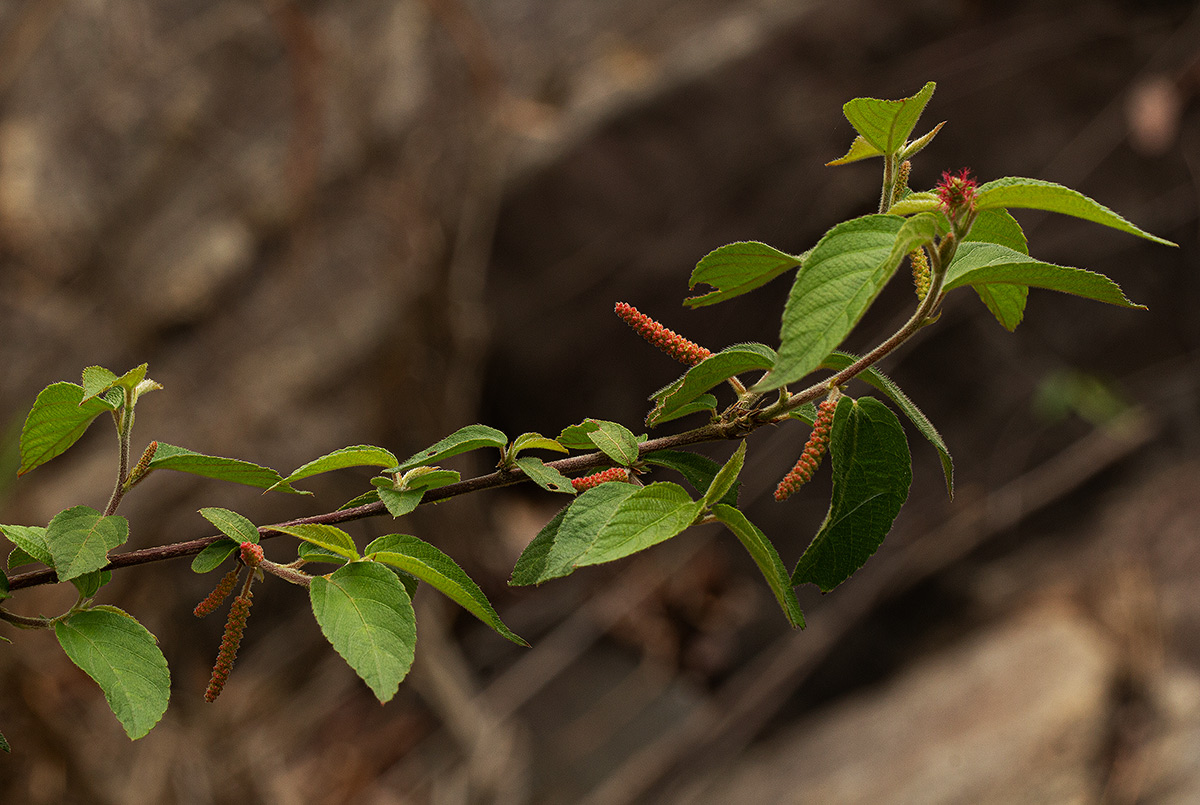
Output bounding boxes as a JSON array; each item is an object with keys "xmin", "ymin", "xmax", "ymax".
[
  {"xmin": 614, "ymin": 302, "xmax": 712, "ymax": 366},
  {"xmin": 774, "ymin": 397, "xmax": 838, "ymax": 501},
  {"xmin": 204, "ymin": 588, "xmax": 253, "ymax": 702},
  {"xmin": 193, "ymin": 566, "xmax": 242, "ymax": 618}
]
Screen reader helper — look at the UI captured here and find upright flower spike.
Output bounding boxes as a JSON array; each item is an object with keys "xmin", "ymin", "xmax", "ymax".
[
  {"xmin": 774, "ymin": 398, "xmax": 838, "ymax": 501},
  {"xmin": 572, "ymin": 466, "xmax": 632, "ymax": 492},
  {"xmin": 910, "ymin": 247, "xmax": 931, "ymax": 301},
  {"xmin": 936, "ymin": 168, "xmax": 978, "ymax": 235},
  {"xmin": 614, "ymin": 302, "xmax": 712, "ymax": 366}
]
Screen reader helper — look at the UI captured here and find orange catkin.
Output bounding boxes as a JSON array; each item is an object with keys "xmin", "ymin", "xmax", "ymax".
[
  {"xmin": 614, "ymin": 302, "xmax": 712, "ymax": 366},
  {"xmin": 774, "ymin": 398, "xmax": 838, "ymax": 501}
]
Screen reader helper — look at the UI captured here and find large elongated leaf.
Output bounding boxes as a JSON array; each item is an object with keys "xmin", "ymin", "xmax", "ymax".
[
  {"xmin": 755, "ymin": 215, "xmax": 907, "ymax": 391},
  {"xmin": 793, "ymin": 397, "xmax": 911, "ymax": 592},
  {"xmin": 365, "ymin": 534, "xmax": 527, "ymax": 646},
  {"xmin": 509, "ymin": 482, "xmax": 639, "ymax": 585},
  {"xmin": 576, "ymin": 483, "xmax": 703, "ymax": 567},
  {"xmin": 685, "ymin": 242, "xmax": 803, "ymax": 307},
  {"xmin": 514, "ymin": 456, "xmax": 575, "ymax": 494},
  {"xmin": 148, "ymin": 443, "xmax": 305, "ymax": 494},
  {"xmin": 275, "ymin": 445, "xmax": 399, "ymax": 490},
  {"xmin": 944, "ymin": 243, "xmax": 1144, "ymax": 309},
  {"xmin": 650, "ymin": 343, "xmax": 775, "ymax": 425},
  {"xmin": 962, "ymin": 209, "xmax": 1030, "ymax": 330},
  {"xmin": 820, "ymin": 352, "xmax": 952, "ymax": 497},
  {"xmin": 310, "ymin": 562, "xmax": 416, "ymax": 703},
  {"xmin": 712, "ymin": 504, "xmax": 804, "ymax": 628},
  {"xmin": 704, "ymin": 442, "xmax": 745, "ymax": 507},
  {"xmin": 642, "ymin": 450, "xmax": 739, "ymax": 507},
  {"xmin": 19, "ymin": 382, "xmax": 119, "ymax": 476},
  {"xmin": 397, "ymin": 425, "xmax": 507, "ymax": 471},
  {"xmin": 841, "ymin": 81, "xmax": 936, "ymax": 154},
  {"xmin": 975, "ymin": 177, "xmax": 1175, "ymax": 245},
  {"xmin": 54, "ymin": 608, "xmax": 170, "ymax": 739},
  {"xmin": 46, "ymin": 506, "xmax": 129, "ymax": 582}
]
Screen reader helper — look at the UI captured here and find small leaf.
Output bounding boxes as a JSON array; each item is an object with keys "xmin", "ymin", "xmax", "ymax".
[
  {"xmin": 46, "ymin": 506, "xmax": 128, "ymax": 582},
  {"xmin": 557, "ymin": 420, "xmax": 601, "ymax": 449},
  {"xmin": 651, "ymin": 343, "xmax": 775, "ymax": 425},
  {"xmin": 19, "ymin": 382, "xmax": 119, "ymax": 476},
  {"xmin": 712, "ymin": 505, "xmax": 804, "ymax": 628},
  {"xmin": 198, "ymin": 507, "xmax": 259, "ymax": 544},
  {"xmin": 191, "ymin": 538, "xmax": 239, "ymax": 573},
  {"xmin": 7, "ymin": 544, "xmax": 38, "ymax": 570},
  {"xmin": 148, "ymin": 443, "xmax": 306, "ymax": 494},
  {"xmin": 274, "ymin": 445, "xmax": 400, "ymax": 490},
  {"xmin": 509, "ymin": 432, "xmax": 568, "ymax": 459},
  {"xmin": 575, "ymin": 483, "xmax": 703, "ymax": 568},
  {"xmin": 375, "ymin": 485, "xmax": 424, "ymax": 517},
  {"xmin": 54, "ymin": 608, "xmax": 170, "ymax": 739},
  {"xmin": 272, "ymin": 524, "xmax": 360, "ymax": 561},
  {"xmin": 509, "ymin": 483, "xmax": 639, "ymax": 584},
  {"xmin": 825, "ymin": 135, "xmax": 884, "ymax": 166},
  {"xmin": 514, "ymin": 456, "xmax": 575, "ymax": 494},
  {"xmin": 755, "ymin": 214, "xmax": 907, "ymax": 391},
  {"xmin": 397, "ymin": 425, "xmax": 507, "ymax": 471},
  {"xmin": 585, "ymin": 420, "xmax": 640, "ymax": 466},
  {"xmin": 1, "ymin": 524, "xmax": 53, "ymax": 568},
  {"xmin": 793, "ymin": 397, "xmax": 912, "ymax": 592},
  {"xmin": 841, "ymin": 81, "xmax": 936, "ymax": 155},
  {"xmin": 820, "ymin": 352, "xmax": 953, "ymax": 497},
  {"xmin": 975, "ymin": 177, "xmax": 1176, "ymax": 245},
  {"xmin": 338, "ymin": 490, "xmax": 381, "ymax": 510},
  {"xmin": 365, "ymin": 534, "xmax": 527, "ymax": 646},
  {"xmin": 400, "ymin": 467, "xmax": 461, "ymax": 490},
  {"xmin": 685, "ymin": 242, "xmax": 803, "ymax": 308},
  {"xmin": 649, "ymin": 395, "xmax": 719, "ymax": 426},
  {"xmin": 963, "ymin": 209, "xmax": 1030, "ymax": 330},
  {"xmin": 298, "ymin": 541, "xmax": 351, "ymax": 565},
  {"xmin": 642, "ymin": 450, "xmax": 739, "ymax": 507},
  {"xmin": 944, "ymin": 243, "xmax": 1145, "ymax": 309},
  {"xmin": 897, "ymin": 121, "xmax": 946, "ymax": 160},
  {"xmin": 112, "ymin": 364, "xmax": 149, "ymax": 393},
  {"xmin": 704, "ymin": 442, "xmax": 746, "ymax": 508},
  {"xmin": 70, "ymin": 569, "xmax": 111, "ymax": 600},
  {"xmin": 309, "ymin": 562, "xmax": 416, "ymax": 702},
  {"xmin": 80, "ymin": 366, "xmax": 119, "ymax": 403}
]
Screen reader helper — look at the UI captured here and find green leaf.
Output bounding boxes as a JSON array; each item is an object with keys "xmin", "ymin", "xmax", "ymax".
[
  {"xmin": 274, "ymin": 445, "xmax": 400, "ymax": 491},
  {"xmin": 1, "ymin": 524, "xmax": 52, "ymax": 568},
  {"xmin": 887, "ymin": 192, "xmax": 941, "ymax": 216},
  {"xmin": 557, "ymin": 421, "xmax": 602, "ymax": 449},
  {"xmin": 820, "ymin": 352, "xmax": 953, "ymax": 497},
  {"xmin": 0, "ymin": 727, "xmax": 8, "ymax": 752},
  {"xmin": 704, "ymin": 442, "xmax": 745, "ymax": 508},
  {"xmin": 841, "ymin": 81, "xmax": 936, "ymax": 155},
  {"xmin": 400, "ymin": 467, "xmax": 461, "ymax": 490},
  {"xmin": 365, "ymin": 534, "xmax": 527, "ymax": 646},
  {"xmin": 515, "ymin": 456, "xmax": 575, "ymax": 494},
  {"xmin": 509, "ymin": 432, "xmax": 568, "ymax": 459},
  {"xmin": 7, "ymin": 544, "xmax": 38, "ymax": 570},
  {"xmin": 338, "ymin": 490, "xmax": 381, "ymax": 510},
  {"xmin": 792, "ymin": 397, "xmax": 912, "ymax": 592},
  {"xmin": 642, "ymin": 450, "xmax": 739, "ymax": 507},
  {"xmin": 191, "ymin": 538, "xmax": 239, "ymax": 573},
  {"xmin": 397, "ymin": 425, "xmax": 507, "ymax": 471},
  {"xmin": 962, "ymin": 209, "xmax": 1030, "ymax": 330},
  {"xmin": 975, "ymin": 177, "xmax": 1175, "ymax": 245},
  {"xmin": 309, "ymin": 562, "xmax": 416, "ymax": 702},
  {"xmin": 70, "ymin": 569, "xmax": 111, "ymax": 600},
  {"xmin": 944, "ymin": 243, "xmax": 1145, "ymax": 309},
  {"xmin": 898, "ymin": 121, "xmax": 945, "ymax": 160},
  {"xmin": 755, "ymin": 214, "xmax": 907, "ymax": 391},
  {"xmin": 650, "ymin": 343, "xmax": 776, "ymax": 425},
  {"xmin": 18, "ymin": 382, "xmax": 119, "ymax": 476},
  {"xmin": 649, "ymin": 394, "xmax": 719, "ymax": 425},
  {"xmin": 46, "ymin": 506, "xmax": 128, "ymax": 582},
  {"xmin": 825, "ymin": 135, "xmax": 884, "ymax": 166},
  {"xmin": 685, "ymin": 242, "xmax": 803, "ymax": 308},
  {"xmin": 54, "ymin": 608, "xmax": 170, "ymax": 739},
  {"xmin": 712, "ymin": 504, "xmax": 804, "ymax": 628},
  {"xmin": 198, "ymin": 507, "xmax": 259, "ymax": 544},
  {"xmin": 298, "ymin": 541, "xmax": 351, "ymax": 565},
  {"xmin": 509, "ymin": 482, "xmax": 639, "ymax": 585},
  {"xmin": 585, "ymin": 420, "xmax": 640, "ymax": 466},
  {"xmin": 80, "ymin": 366, "xmax": 119, "ymax": 403},
  {"xmin": 374, "ymin": 486, "xmax": 425, "ymax": 518},
  {"xmin": 575, "ymin": 483, "xmax": 703, "ymax": 568},
  {"xmin": 148, "ymin": 443, "xmax": 306, "ymax": 494},
  {"xmin": 272, "ymin": 524, "xmax": 360, "ymax": 561}
]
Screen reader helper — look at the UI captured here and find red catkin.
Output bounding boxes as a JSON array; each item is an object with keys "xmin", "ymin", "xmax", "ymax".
[
  {"xmin": 204, "ymin": 590, "xmax": 253, "ymax": 702},
  {"xmin": 774, "ymin": 398, "xmax": 838, "ymax": 501},
  {"xmin": 936, "ymin": 167, "xmax": 977, "ymax": 218},
  {"xmin": 239, "ymin": 542, "xmax": 264, "ymax": 568},
  {"xmin": 572, "ymin": 466, "xmax": 631, "ymax": 492},
  {"xmin": 193, "ymin": 567, "xmax": 242, "ymax": 618},
  {"xmin": 614, "ymin": 302, "xmax": 712, "ymax": 366}
]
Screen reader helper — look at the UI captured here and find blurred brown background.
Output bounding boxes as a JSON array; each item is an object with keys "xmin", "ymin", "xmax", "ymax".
[{"xmin": 1, "ymin": 0, "xmax": 1198, "ymax": 802}]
